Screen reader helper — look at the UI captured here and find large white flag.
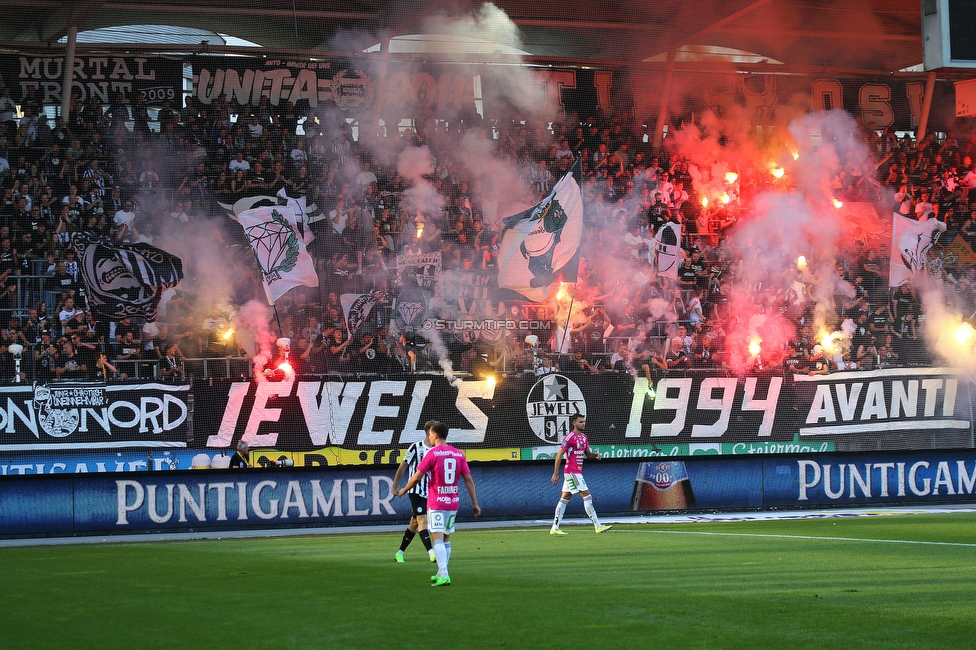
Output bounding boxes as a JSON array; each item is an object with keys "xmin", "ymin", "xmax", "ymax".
[
  {"xmin": 239, "ymin": 205, "xmax": 318, "ymax": 303},
  {"xmin": 498, "ymin": 161, "xmax": 583, "ymax": 301},
  {"xmin": 889, "ymin": 212, "xmax": 945, "ymax": 286}
]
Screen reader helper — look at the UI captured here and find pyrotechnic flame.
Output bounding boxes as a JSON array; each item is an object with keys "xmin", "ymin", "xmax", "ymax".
[
  {"xmin": 771, "ymin": 167, "xmax": 785, "ymax": 179},
  {"xmin": 721, "ymin": 193, "xmax": 730, "ymax": 204},
  {"xmin": 791, "ymin": 150, "xmax": 800, "ymax": 160},
  {"xmin": 416, "ymin": 224, "xmax": 424, "ymax": 239},
  {"xmin": 555, "ymin": 284, "xmax": 568, "ymax": 301},
  {"xmin": 832, "ymin": 198, "xmax": 844, "ymax": 209},
  {"xmin": 486, "ymin": 375, "xmax": 496, "ymax": 390},
  {"xmin": 701, "ymin": 197, "xmax": 709, "ymax": 207},
  {"xmin": 724, "ymin": 171, "xmax": 738, "ymax": 183},
  {"xmin": 954, "ymin": 323, "xmax": 975, "ymax": 346},
  {"xmin": 222, "ymin": 328, "xmax": 235, "ymax": 340},
  {"xmin": 277, "ymin": 361, "xmax": 294, "ymax": 375},
  {"xmin": 819, "ymin": 330, "xmax": 844, "ymax": 356},
  {"xmin": 797, "ymin": 255, "xmax": 807, "ymax": 269},
  {"xmin": 748, "ymin": 337, "xmax": 762, "ymax": 357}
]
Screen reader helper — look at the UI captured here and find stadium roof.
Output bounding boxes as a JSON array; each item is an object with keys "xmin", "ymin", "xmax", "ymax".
[{"xmin": 0, "ymin": 0, "xmax": 938, "ymax": 76}]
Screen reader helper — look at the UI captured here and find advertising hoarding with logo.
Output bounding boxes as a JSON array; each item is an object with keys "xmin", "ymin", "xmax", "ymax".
[{"xmin": 7, "ymin": 450, "xmax": 976, "ymax": 537}]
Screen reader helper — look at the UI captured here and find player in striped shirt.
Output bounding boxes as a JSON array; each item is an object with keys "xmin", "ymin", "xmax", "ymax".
[
  {"xmin": 391, "ymin": 420, "xmax": 437, "ymax": 563},
  {"xmin": 550, "ymin": 413, "xmax": 611, "ymax": 535},
  {"xmin": 397, "ymin": 421, "xmax": 482, "ymax": 587}
]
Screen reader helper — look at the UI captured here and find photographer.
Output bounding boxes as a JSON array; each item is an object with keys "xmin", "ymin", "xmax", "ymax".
[{"xmin": 228, "ymin": 440, "xmax": 250, "ymax": 469}]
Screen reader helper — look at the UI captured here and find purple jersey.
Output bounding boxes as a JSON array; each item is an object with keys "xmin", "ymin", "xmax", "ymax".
[
  {"xmin": 561, "ymin": 431, "xmax": 589, "ymax": 474},
  {"xmin": 417, "ymin": 444, "xmax": 471, "ymax": 511}
]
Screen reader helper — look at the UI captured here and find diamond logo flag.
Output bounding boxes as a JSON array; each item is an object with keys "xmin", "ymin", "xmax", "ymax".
[
  {"xmin": 498, "ymin": 161, "xmax": 584, "ymax": 301},
  {"xmin": 239, "ymin": 205, "xmax": 318, "ymax": 303}
]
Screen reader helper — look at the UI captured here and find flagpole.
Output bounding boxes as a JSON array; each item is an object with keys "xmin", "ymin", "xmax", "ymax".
[
  {"xmin": 272, "ymin": 304, "xmax": 283, "ymax": 334},
  {"xmin": 557, "ymin": 283, "xmax": 578, "ymax": 355},
  {"xmin": 557, "ymin": 158, "xmax": 583, "ymax": 357}
]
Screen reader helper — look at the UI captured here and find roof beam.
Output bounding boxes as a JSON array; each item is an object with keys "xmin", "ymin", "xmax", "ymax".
[
  {"xmin": 103, "ymin": 4, "xmax": 378, "ymax": 21},
  {"xmin": 511, "ymin": 19, "xmax": 665, "ymax": 32},
  {"xmin": 16, "ymin": 0, "xmax": 106, "ymax": 42},
  {"xmin": 625, "ymin": 0, "xmax": 773, "ymax": 66},
  {"xmin": 692, "ymin": 0, "xmax": 775, "ymax": 37},
  {"xmin": 705, "ymin": 27, "xmax": 919, "ymax": 41}
]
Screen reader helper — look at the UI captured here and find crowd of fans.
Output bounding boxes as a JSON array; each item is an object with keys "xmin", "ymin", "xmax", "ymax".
[{"xmin": 0, "ymin": 82, "xmax": 975, "ymax": 383}]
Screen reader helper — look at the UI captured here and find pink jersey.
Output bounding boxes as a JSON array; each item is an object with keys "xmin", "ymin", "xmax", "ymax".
[
  {"xmin": 417, "ymin": 444, "xmax": 471, "ymax": 511},
  {"xmin": 561, "ymin": 431, "xmax": 589, "ymax": 474}
]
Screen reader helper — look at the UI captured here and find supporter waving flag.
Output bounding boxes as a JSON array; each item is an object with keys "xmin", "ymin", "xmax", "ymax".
[
  {"xmin": 889, "ymin": 211, "xmax": 945, "ymax": 287},
  {"xmin": 239, "ymin": 204, "xmax": 318, "ymax": 303},
  {"xmin": 654, "ymin": 221, "xmax": 682, "ymax": 281},
  {"xmin": 67, "ymin": 231, "xmax": 183, "ymax": 323},
  {"xmin": 340, "ymin": 292, "xmax": 381, "ymax": 337},
  {"xmin": 498, "ymin": 160, "xmax": 584, "ymax": 301}
]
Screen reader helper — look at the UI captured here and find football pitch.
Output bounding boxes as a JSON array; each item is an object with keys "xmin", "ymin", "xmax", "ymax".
[{"xmin": 3, "ymin": 512, "xmax": 976, "ymax": 649}]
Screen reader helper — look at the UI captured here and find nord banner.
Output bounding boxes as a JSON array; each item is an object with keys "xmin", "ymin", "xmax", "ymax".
[{"xmin": 0, "ymin": 382, "xmax": 191, "ymax": 450}]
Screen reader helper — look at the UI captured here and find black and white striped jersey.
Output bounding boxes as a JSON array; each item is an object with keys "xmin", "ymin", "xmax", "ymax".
[{"xmin": 403, "ymin": 440, "xmax": 431, "ymax": 497}]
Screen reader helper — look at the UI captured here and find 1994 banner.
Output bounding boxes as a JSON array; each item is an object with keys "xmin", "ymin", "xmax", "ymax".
[{"xmin": 191, "ymin": 368, "xmax": 974, "ymax": 453}]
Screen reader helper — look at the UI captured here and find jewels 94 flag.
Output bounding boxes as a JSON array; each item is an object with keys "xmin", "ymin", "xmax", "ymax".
[
  {"xmin": 239, "ymin": 205, "xmax": 318, "ymax": 303},
  {"xmin": 498, "ymin": 161, "xmax": 584, "ymax": 301}
]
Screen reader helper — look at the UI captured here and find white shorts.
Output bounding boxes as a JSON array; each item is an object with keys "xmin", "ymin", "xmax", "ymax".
[
  {"xmin": 561, "ymin": 472, "xmax": 589, "ymax": 494},
  {"xmin": 427, "ymin": 509, "xmax": 458, "ymax": 535}
]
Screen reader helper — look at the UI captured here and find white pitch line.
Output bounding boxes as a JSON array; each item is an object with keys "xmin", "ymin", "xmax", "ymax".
[{"xmin": 611, "ymin": 529, "xmax": 976, "ymax": 548}]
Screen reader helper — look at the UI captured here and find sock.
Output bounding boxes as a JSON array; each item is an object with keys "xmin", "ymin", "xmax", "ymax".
[
  {"xmin": 445, "ymin": 541, "xmax": 452, "ymax": 564},
  {"xmin": 583, "ymin": 495, "xmax": 601, "ymax": 528},
  {"xmin": 398, "ymin": 529, "xmax": 415, "ymax": 552},
  {"xmin": 419, "ymin": 529, "xmax": 432, "ymax": 552},
  {"xmin": 432, "ymin": 539, "xmax": 448, "ymax": 577},
  {"xmin": 553, "ymin": 498, "xmax": 569, "ymax": 529}
]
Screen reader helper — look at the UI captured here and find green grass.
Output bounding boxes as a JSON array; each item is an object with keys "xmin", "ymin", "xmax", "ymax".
[{"xmin": 3, "ymin": 513, "xmax": 976, "ymax": 649}]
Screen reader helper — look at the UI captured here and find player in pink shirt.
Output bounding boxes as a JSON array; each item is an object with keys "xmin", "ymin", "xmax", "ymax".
[
  {"xmin": 550, "ymin": 413, "xmax": 611, "ymax": 535},
  {"xmin": 397, "ymin": 421, "xmax": 482, "ymax": 586}
]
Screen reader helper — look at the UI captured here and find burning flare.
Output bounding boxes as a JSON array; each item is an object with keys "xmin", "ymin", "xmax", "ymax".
[{"xmin": 748, "ymin": 337, "xmax": 762, "ymax": 357}]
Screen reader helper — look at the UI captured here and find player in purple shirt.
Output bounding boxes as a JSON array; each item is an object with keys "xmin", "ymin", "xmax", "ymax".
[
  {"xmin": 550, "ymin": 413, "xmax": 611, "ymax": 535},
  {"xmin": 398, "ymin": 421, "xmax": 482, "ymax": 586}
]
